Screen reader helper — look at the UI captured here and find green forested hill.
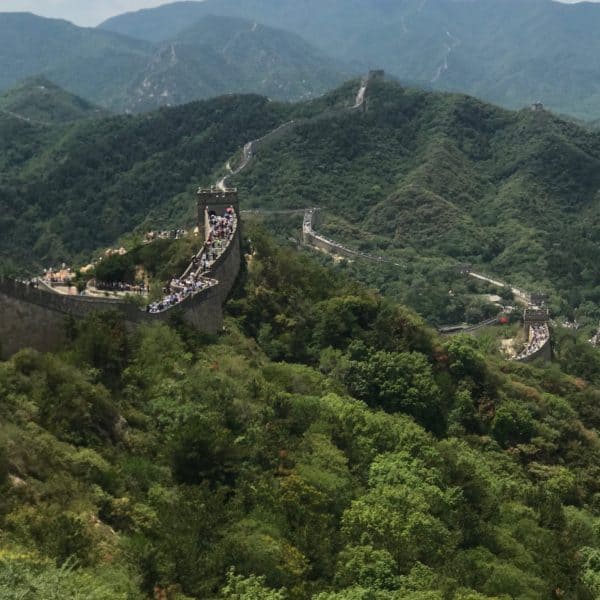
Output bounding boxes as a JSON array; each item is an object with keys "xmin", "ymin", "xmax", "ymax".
[
  {"xmin": 234, "ymin": 80, "xmax": 600, "ymax": 322},
  {"xmin": 4, "ymin": 79, "xmax": 600, "ymax": 323},
  {"xmin": 3, "ymin": 227, "xmax": 600, "ymax": 598},
  {"xmin": 100, "ymin": 0, "xmax": 600, "ymax": 121},
  {"xmin": 0, "ymin": 76, "xmax": 106, "ymax": 124},
  {"xmin": 0, "ymin": 92, "xmax": 294, "ymax": 267},
  {"xmin": 0, "ymin": 12, "xmax": 346, "ymax": 112}
]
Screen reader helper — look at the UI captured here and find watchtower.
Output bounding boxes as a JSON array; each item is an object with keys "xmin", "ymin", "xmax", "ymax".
[
  {"xmin": 197, "ymin": 187, "xmax": 240, "ymax": 242},
  {"xmin": 529, "ymin": 292, "xmax": 548, "ymax": 308},
  {"xmin": 368, "ymin": 69, "xmax": 385, "ymax": 81},
  {"xmin": 523, "ymin": 307, "xmax": 549, "ymax": 338}
]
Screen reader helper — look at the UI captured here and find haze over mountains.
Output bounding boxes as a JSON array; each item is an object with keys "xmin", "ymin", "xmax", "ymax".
[
  {"xmin": 0, "ymin": 76, "xmax": 106, "ymax": 124},
  {"xmin": 101, "ymin": 0, "xmax": 600, "ymax": 120},
  {"xmin": 3, "ymin": 0, "xmax": 600, "ymax": 117},
  {"xmin": 0, "ymin": 12, "xmax": 347, "ymax": 112}
]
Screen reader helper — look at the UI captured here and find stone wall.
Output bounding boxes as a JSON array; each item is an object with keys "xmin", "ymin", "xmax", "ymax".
[
  {"xmin": 0, "ymin": 227, "xmax": 241, "ymax": 359},
  {"xmin": 0, "ymin": 285, "xmax": 70, "ymax": 357},
  {"xmin": 517, "ymin": 336, "xmax": 552, "ymax": 363}
]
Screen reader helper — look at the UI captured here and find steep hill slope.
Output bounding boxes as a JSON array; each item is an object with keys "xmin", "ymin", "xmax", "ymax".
[
  {"xmin": 100, "ymin": 0, "xmax": 600, "ymax": 120},
  {"xmin": 0, "ymin": 12, "xmax": 346, "ymax": 112},
  {"xmin": 4, "ymin": 228, "xmax": 600, "ymax": 598},
  {"xmin": 0, "ymin": 77, "xmax": 106, "ymax": 124}
]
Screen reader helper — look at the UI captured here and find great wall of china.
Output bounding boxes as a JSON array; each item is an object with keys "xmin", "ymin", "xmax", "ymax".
[
  {"xmin": 0, "ymin": 189, "xmax": 241, "ymax": 359},
  {"xmin": 301, "ymin": 206, "xmax": 551, "ymax": 363},
  {"xmin": 0, "ymin": 71, "xmax": 551, "ymax": 363},
  {"xmin": 0, "ymin": 73, "xmax": 379, "ymax": 359}
]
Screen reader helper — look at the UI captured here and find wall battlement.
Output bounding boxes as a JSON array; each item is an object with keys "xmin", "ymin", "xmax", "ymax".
[{"xmin": 0, "ymin": 200, "xmax": 241, "ymax": 359}]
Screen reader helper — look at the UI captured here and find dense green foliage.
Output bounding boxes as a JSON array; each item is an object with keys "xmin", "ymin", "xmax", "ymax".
[
  {"xmin": 102, "ymin": 0, "xmax": 600, "ymax": 121},
  {"xmin": 0, "ymin": 13, "xmax": 344, "ymax": 112},
  {"xmin": 6, "ymin": 77, "xmax": 600, "ymax": 327},
  {"xmin": 234, "ymin": 79, "xmax": 600, "ymax": 327},
  {"xmin": 0, "ymin": 92, "xmax": 296, "ymax": 268},
  {"xmin": 0, "ymin": 77, "xmax": 106, "ymax": 124},
  {"xmin": 4, "ymin": 227, "xmax": 600, "ymax": 599},
  {"xmin": 93, "ymin": 235, "xmax": 202, "ymax": 300}
]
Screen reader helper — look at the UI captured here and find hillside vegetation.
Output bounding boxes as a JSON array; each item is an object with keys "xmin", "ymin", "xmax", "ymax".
[
  {"xmin": 0, "ymin": 12, "xmax": 346, "ymax": 112},
  {"xmin": 4, "ymin": 226, "xmax": 600, "ymax": 599},
  {"xmin": 0, "ymin": 76, "xmax": 106, "ymax": 124},
  {"xmin": 234, "ymin": 79, "xmax": 600, "ymax": 324},
  {"xmin": 101, "ymin": 0, "xmax": 600, "ymax": 121},
  {"xmin": 4, "ymin": 79, "xmax": 600, "ymax": 325}
]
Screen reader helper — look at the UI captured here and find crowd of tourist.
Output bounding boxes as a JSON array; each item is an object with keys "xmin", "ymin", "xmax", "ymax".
[
  {"xmin": 147, "ymin": 277, "xmax": 213, "ymax": 313},
  {"xmin": 95, "ymin": 281, "xmax": 148, "ymax": 295},
  {"xmin": 146, "ymin": 207, "xmax": 236, "ymax": 314},
  {"xmin": 144, "ymin": 228, "xmax": 187, "ymax": 243},
  {"xmin": 517, "ymin": 322, "xmax": 550, "ymax": 360}
]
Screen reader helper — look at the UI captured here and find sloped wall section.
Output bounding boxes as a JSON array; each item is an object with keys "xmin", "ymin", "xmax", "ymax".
[{"xmin": 0, "ymin": 227, "xmax": 240, "ymax": 359}]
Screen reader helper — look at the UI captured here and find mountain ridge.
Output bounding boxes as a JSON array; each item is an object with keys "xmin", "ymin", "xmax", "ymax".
[
  {"xmin": 0, "ymin": 76, "xmax": 106, "ymax": 124},
  {"xmin": 3, "ymin": 77, "xmax": 600, "ymax": 326},
  {"xmin": 100, "ymin": 0, "xmax": 600, "ymax": 120},
  {"xmin": 0, "ymin": 11, "xmax": 347, "ymax": 112}
]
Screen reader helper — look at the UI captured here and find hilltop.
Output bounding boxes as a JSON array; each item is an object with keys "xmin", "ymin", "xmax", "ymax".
[
  {"xmin": 101, "ymin": 0, "xmax": 600, "ymax": 121},
  {"xmin": 0, "ymin": 12, "xmax": 347, "ymax": 112},
  {"xmin": 0, "ymin": 77, "xmax": 106, "ymax": 124},
  {"xmin": 122, "ymin": 15, "xmax": 348, "ymax": 112},
  {"xmin": 0, "ymin": 12, "xmax": 151, "ymax": 107}
]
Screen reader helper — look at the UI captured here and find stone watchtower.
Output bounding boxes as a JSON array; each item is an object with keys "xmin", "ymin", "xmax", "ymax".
[
  {"xmin": 197, "ymin": 187, "xmax": 240, "ymax": 242},
  {"xmin": 523, "ymin": 307, "xmax": 550, "ymax": 338}
]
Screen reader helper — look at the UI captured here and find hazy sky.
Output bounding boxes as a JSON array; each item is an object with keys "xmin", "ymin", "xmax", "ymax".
[
  {"xmin": 0, "ymin": 1, "xmax": 177, "ymax": 26},
  {"xmin": 0, "ymin": 0, "xmax": 598, "ymax": 27}
]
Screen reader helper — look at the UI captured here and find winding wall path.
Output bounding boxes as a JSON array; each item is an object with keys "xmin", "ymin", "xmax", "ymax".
[
  {"xmin": 302, "ymin": 207, "xmax": 550, "ymax": 361},
  {"xmin": 217, "ymin": 73, "xmax": 376, "ymax": 192},
  {"xmin": 0, "ymin": 76, "xmax": 377, "ymax": 359}
]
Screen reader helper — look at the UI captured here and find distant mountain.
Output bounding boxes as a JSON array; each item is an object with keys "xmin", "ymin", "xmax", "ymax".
[
  {"xmin": 0, "ymin": 13, "xmax": 151, "ymax": 105},
  {"xmin": 0, "ymin": 12, "xmax": 347, "ymax": 113},
  {"xmin": 100, "ymin": 0, "xmax": 600, "ymax": 121},
  {"xmin": 0, "ymin": 77, "xmax": 106, "ymax": 124},
  {"xmin": 122, "ymin": 15, "xmax": 349, "ymax": 112}
]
